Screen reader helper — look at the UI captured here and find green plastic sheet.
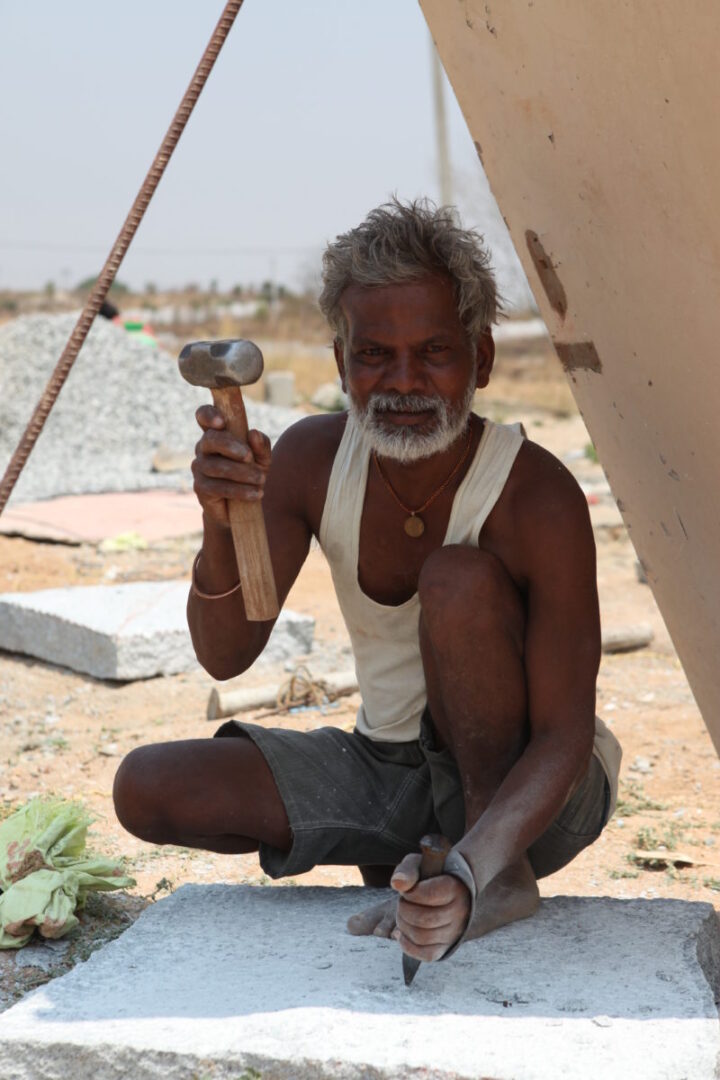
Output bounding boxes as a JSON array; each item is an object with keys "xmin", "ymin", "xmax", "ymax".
[{"xmin": 0, "ymin": 799, "xmax": 135, "ymax": 949}]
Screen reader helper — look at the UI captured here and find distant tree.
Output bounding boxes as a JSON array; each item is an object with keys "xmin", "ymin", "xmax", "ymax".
[
  {"xmin": 145, "ymin": 282, "xmax": 157, "ymax": 296},
  {"xmin": 259, "ymin": 280, "xmax": 274, "ymax": 302},
  {"xmin": 74, "ymin": 275, "xmax": 130, "ymax": 296},
  {"xmin": 44, "ymin": 280, "xmax": 56, "ymax": 300},
  {"xmin": 231, "ymin": 284, "xmax": 244, "ymax": 298},
  {"xmin": 209, "ymin": 278, "xmax": 219, "ymax": 296}
]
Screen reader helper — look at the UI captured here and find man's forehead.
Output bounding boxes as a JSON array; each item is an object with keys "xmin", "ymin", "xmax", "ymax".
[{"xmin": 340, "ymin": 276, "xmax": 462, "ymax": 338}]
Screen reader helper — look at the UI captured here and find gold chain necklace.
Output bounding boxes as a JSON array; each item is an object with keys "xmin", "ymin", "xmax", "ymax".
[{"xmin": 372, "ymin": 427, "xmax": 474, "ymax": 538}]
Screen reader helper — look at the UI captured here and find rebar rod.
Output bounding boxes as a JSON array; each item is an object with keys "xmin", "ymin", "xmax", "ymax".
[{"xmin": 0, "ymin": 0, "xmax": 244, "ymax": 515}]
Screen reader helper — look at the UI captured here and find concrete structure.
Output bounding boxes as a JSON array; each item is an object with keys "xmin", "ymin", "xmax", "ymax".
[
  {"xmin": 421, "ymin": 2, "xmax": 720, "ymax": 754},
  {"xmin": 312, "ymin": 381, "xmax": 348, "ymax": 412},
  {"xmin": 263, "ymin": 370, "xmax": 296, "ymax": 409},
  {"xmin": 0, "ymin": 580, "xmax": 314, "ymax": 680},
  {"xmin": 0, "ymin": 887, "xmax": 718, "ymax": 1079}
]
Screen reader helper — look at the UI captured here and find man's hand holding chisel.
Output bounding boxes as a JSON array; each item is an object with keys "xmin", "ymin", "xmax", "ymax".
[{"xmin": 390, "ymin": 834, "xmax": 470, "ymax": 985}]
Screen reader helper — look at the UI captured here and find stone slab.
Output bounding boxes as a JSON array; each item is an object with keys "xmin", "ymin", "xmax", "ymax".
[
  {"xmin": 0, "ymin": 887, "xmax": 717, "ymax": 1080},
  {"xmin": 0, "ymin": 580, "xmax": 314, "ymax": 680},
  {"xmin": 0, "ymin": 490, "xmax": 202, "ymax": 545}
]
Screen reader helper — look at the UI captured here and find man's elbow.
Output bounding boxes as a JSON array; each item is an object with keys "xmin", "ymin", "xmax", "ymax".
[
  {"xmin": 200, "ymin": 656, "xmax": 245, "ymax": 682},
  {"xmin": 195, "ymin": 643, "xmax": 264, "ymax": 682}
]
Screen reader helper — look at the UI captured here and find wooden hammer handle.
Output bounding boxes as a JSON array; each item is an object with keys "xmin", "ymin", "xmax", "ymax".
[{"xmin": 211, "ymin": 386, "xmax": 280, "ymax": 622}]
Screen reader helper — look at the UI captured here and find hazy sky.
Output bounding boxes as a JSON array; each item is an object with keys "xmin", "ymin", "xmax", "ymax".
[{"xmin": 0, "ymin": 0, "xmax": 532, "ymax": 307}]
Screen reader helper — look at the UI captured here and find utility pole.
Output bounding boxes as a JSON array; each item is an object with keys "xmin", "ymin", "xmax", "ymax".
[{"xmin": 430, "ymin": 36, "xmax": 453, "ymax": 206}]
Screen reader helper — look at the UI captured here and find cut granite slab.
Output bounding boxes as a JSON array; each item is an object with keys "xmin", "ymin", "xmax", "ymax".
[
  {"xmin": 0, "ymin": 580, "xmax": 314, "ymax": 680},
  {"xmin": 0, "ymin": 886, "xmax": 718, "ymax": 1080}
]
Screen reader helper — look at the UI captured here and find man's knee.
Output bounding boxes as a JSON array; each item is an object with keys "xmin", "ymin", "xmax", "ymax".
[
  {"xmin": 418, "ymin": 545, "xmax": 523, "ymax": 639},
  {"xmin": 113, "ymin": 744, "xmax": 175, "ymax": 843}
]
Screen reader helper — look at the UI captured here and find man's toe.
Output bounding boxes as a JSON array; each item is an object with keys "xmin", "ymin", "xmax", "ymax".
[
  {"xmin": 346, "ymin": 900, "xmax": 396, "ymax": 937},
  {"xmin": 372, "ymin": 908, "xmax": 397, "ymax": 937}
]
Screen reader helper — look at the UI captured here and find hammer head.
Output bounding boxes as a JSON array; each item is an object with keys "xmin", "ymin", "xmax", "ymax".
[{"xmin": 178, "ymin": 339, "xmax": 264, "ymax": 389}]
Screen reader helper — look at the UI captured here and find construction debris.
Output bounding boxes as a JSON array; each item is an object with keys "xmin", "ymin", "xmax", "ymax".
[
  {"xmin": 0, "ymin": 580, "xmax": 315, "ymax": 680},
  {"xmin": 207, "ymin": 667, "xmax": 358, "ymax": 720},
  {"xmin": 601, "ymin": 624, "xmax": 654, "ymax": 654},
  {"xmin": 0, "ymin": 314, "xmax": 302, "ymax": 505}
]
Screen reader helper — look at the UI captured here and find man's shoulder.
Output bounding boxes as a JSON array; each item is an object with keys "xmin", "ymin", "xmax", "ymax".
[
  {"xmin": 272, "ymin": 411, "xmax": 347, "ymax": 466},
  {"xmin": 504, "ymin": 434, "xmax": 587, "ymax": 516},
  {"xmin": 481, "ymin": 425, "xmax": 595, "ymax": 587},
  {"xmin": 484, "ymin": 431, "xmax": 593, "ymax": 576},
  {"xmin": 268, "ymin": 412, "xmax": 348, "ymax": 528}
]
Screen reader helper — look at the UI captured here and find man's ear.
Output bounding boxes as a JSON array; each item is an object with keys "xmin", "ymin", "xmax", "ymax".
[
  {"xmin": 475, "ymin": 330, "xmax": 495, "ymax": 390},
  {"xmin": 334, "ymin": 338, "xmax": 347, "ymax": 392}
]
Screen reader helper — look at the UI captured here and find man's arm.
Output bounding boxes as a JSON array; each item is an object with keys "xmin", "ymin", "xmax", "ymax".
[
  {"xmin": 187, "ymin": 409, "xmax": 316, "ymax": 680},
  {"xmin": 393, "ymin": 445, "xmax": 601, "ymax": 956},
  {"xmin": 454, "ymin": 448, "xmax": 601, "ymax": 885}
]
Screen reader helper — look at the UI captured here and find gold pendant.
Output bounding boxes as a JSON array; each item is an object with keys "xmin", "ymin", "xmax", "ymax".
[{"xmin": 404, "ymin": 514, "xmax": 425, "ymax": 538}]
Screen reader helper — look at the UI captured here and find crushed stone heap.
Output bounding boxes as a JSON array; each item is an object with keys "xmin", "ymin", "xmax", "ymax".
[{"xmin": 0, "ymin": 314, "xmax": 303, "ymax": 504}]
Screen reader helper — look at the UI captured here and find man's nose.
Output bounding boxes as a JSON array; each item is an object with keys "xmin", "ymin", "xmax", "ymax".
[{"xmin": 383, "ymin": 351, "xmax": 423, "ymax": 394}]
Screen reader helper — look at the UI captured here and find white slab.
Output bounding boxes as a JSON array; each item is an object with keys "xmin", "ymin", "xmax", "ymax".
[
  {"xmin": 0, "ymin": 581, "xmax": 314, "ymax": 680},
  {"xmin": 0, "ymin": 886, "xmax": 718, "ymax": 1079}
]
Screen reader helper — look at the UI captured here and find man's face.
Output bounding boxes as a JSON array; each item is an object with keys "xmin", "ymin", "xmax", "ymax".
[{"xmin": 334, "ymin": 275, "xmax": 494, "ymax": 463}]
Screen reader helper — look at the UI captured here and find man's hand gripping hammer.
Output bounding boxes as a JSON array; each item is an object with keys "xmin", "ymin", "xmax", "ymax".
[{"xmin": 179, "ymin": 339, "xmax": 279, "ymax": 622}]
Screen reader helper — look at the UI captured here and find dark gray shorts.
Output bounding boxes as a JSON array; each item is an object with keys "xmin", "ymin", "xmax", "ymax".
[{"xmin": 214, "ymin": 712, "xmax": 611, "ymax": 881}]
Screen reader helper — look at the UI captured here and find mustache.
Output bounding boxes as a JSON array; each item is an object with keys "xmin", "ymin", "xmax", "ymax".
[{"xmin": 365, "ymin": 393, "xmax": 443, "ymax": 416}]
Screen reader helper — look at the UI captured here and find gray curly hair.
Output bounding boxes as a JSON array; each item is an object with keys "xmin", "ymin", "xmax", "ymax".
[{"xmin": 319, "ymin": 198, "xmax": 501, "ymax": 347}]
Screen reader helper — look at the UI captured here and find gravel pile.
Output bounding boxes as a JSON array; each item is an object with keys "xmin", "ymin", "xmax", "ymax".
[{"xmin": 0, "ymin": 314, "xmax": 304, "ymax": 504}]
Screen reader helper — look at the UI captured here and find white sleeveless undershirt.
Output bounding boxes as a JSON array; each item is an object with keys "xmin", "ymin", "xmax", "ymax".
[{"xmin": 318, "ymin": 415, "xmax": 621, "ymax": 811}]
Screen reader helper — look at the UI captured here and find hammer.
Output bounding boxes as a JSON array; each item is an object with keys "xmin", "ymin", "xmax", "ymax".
[{"xmin": 178, "ymin": 338, "xmax": 279, "ymax": 622}]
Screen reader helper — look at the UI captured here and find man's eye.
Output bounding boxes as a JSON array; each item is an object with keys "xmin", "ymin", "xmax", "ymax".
[
  {"xmin": 425, "ymin": 344, "xmax": 448, "ymax": 355},
  {"xmin": 360, "ymin": 347, "xmax": 384, "ymax": 357}
]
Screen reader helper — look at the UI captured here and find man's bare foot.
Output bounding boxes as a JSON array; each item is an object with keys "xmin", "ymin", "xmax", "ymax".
[
  {"xmin": 346, "ymin": 896, "xmax": 397, "ymax": 938},
  {"xmin": 467, "ymin": 854, "xmax": 540, "ymax": 940}
]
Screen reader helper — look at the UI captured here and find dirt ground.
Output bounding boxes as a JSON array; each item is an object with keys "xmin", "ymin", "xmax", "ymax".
[{"xmin": 2, "ymin": 341, "xmax": 719, "ymax": 1006}]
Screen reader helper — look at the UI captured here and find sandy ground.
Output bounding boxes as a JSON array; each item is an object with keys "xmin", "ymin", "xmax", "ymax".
[{"xmin": 1, "ymin": 350, "xmax": 719, "ymax": 1006}]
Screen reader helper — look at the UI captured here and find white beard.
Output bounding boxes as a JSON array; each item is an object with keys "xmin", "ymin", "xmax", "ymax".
[{"xmin": 347, "ymin": 377, "xmax": 477, "ymax": 464}]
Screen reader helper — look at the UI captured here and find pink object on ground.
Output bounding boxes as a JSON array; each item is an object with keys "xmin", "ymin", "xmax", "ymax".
[{"xmin": 0, "ymin": 491, "xmax": 202, "ymax": 545}]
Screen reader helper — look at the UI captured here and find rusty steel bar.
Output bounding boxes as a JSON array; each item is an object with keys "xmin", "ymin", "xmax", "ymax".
[{"xmin": 0, "ymin": 0, "xmax": 244, "ymax": 516}]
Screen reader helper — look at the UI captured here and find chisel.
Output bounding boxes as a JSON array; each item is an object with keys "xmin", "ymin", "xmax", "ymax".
[{"xmin": 402, "ymin": 833, "xmax": 453, "ymax": 987}]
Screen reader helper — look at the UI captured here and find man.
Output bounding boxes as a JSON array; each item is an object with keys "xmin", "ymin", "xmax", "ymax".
[{"xmin": 113, "ymin": 199, "xmax": 620, "ymax": 963}]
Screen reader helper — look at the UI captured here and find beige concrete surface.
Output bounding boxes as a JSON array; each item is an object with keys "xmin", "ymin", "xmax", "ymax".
[{"xmin": 421, "ymin": 0, "xmax": 720, "ymax": 752}]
